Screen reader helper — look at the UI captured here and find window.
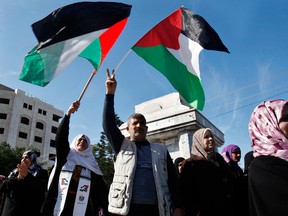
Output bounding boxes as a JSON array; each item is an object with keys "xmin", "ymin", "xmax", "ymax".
[
  {"xmin": 50, "ymin": 139, "xmax": 56, "ymax": 147},
  {"xmin": 0, "ymin": 128, "xmax": 4, "ymax": 134},
  {"xmin": 34, "ymin": 136, "xmax": 42, "ymax": 143},
  {"xmin": 23, "ymin": 103, "xmax": 32, "ymax": 109},
  {"xmin": 23, "ymin": 103, "xmax": 32, "ymax": 110},
  {"xmin": 38, "ymin": 109, "xmax": 47, "ymax": 116},
  {"xmin": 52, "ymin": 114, "xmax": 62, "ymax": 122},
  {"xmin": 36, "ymin": 122, "xmax": 44, "ymax": 130},
  {"xmin": 0, "ymin": 113, "xmax": 7, "ymax": 120},
  {"xmin": 20, "ymin": 117, "xmax": 29, "ymax": 125},
  {"xmin": 19, "ymin": 132, "xmax": 27, "ymax": 139},
  {"xmin": 51, "ymin": 126, "xmax": 57, "ymax": 134},
  {"xmin": 0, "ymin": 98, "xmax": 9, "ymax": 104}
]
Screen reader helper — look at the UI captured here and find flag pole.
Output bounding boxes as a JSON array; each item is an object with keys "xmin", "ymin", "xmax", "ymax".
[
  {"xmin": 78, "ymin": 69, "xmax": 97, "ymax": 102},
  {"xmin": 114, "ymin": 49, "xmax": 132, "ymax": 73}
]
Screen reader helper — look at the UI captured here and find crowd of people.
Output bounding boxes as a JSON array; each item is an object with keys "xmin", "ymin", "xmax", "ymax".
[{"xmin": 0, "ymin": 70, "xmax": 288, "ymax": 216}]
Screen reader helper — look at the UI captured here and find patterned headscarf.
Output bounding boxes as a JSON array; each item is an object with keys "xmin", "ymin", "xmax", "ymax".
[
  {"xmin": 191, "ymin": 128, "xmax": 216, "ymax": 161},
  {"xmin": 67, "ymin": 134, "xmax": 103, "ymax": 175},
  {"xmin": 248, "ymin": 99, "xmax": 288, "ymax": 162},
  {"xmin": 221, "ymin": 144, "xmax": 240, "ymax": 163}
]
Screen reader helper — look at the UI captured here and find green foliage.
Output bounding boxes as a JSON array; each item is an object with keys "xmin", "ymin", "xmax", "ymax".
[
  {"xmin": 93, "ymin": 113, "xmax": 124, "ymax": 187},
  {"xmin": 93, "ymin": 133, "xmax": 114, "ymax": 187},
  {"xmin": 0, "ymin": 142, "xmax": 25, "ymax": 177}
]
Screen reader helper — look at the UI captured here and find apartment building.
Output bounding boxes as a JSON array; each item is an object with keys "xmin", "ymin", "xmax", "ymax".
[{"xmin": 0, "ymin": 84, "xmax": 64, "ymax": 168}]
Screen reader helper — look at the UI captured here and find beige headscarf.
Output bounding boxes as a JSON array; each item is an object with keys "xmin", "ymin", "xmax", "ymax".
[{"xmin": 191, "ymin": 128, "xmax": 217, "ymax": 162}]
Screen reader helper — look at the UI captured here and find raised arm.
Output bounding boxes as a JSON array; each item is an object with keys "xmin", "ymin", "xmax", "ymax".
[
  {"xmin": 103, "ymin": 69, "xmax": 125, "ymax": 154},
  {"xmin": 55, "ymin": 101, "xmax": 80, "ymax": 162}
]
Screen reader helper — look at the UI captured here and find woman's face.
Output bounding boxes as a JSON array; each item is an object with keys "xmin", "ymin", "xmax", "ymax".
[
  {"xmin": 231, "ymin": 148, "xmax": 241, "ymax": 163},
  {"xmin": 21, "ymin": 154, "xmax": 32, "ymax": 167},
  {"xmin": 76, "ymin": 135, "xmax": 89, "ymax": 152},
  {"xmin": 203, "ymin": 130, "xmax": 215, "ymax": 152},
  {"xmin": 279, "ymin": 104, "xmax": 288, "ymax": 139}
]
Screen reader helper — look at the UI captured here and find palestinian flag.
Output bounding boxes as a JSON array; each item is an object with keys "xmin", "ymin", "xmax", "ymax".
[
  {"xmin": 132, "ymin": 7, "xmax": 229, "ymax": 110},
  {"xmin": 20, "ymin": 2, "xmax": 132, "ymax": 87}
]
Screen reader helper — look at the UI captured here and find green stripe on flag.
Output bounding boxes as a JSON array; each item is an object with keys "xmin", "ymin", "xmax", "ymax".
[
  {"xmin": 132, "ymin": 45, "xmax": 205, "ymax": 110},
  {"xmin": 20, "ymin": 41, "xmax": 65, "ymax": 87},
  {"xmin": 79, "ymin": 38, "xmax": 102, "ymax": 70},
  {"xmin": 20, "ymin": 46, "xmax": 47, "ymax": 87}
]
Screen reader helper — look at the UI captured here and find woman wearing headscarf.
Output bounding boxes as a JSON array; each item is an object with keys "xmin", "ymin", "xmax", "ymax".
[
  {"xmin": 248, "ymin": 99, "xmax": 288, "ymax": 216},
  {"xmin": 221, "ymin": 144, "xmax": 248, "ymax": 216},
  {"xmin": 0, "ymin": 150, "xmax": 48, "ymax": 216},
  {"xmin": 41, "ymin": 101, "xmax": 109, "ymax": 216},
  {"xmin": 221, "ymin": 144, "xmax": 243, "ymax": 179},
  {"xmin": 180, "ymin": 128, "xmax": 234, "ymax": 216}
]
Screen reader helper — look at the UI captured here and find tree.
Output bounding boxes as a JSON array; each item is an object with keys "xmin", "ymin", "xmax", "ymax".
[
  {"xmin": 93, "ymin": 114, "xmax": 124, "ymax": 187},
  {"xmin": 0, "ymin": 142, "xmax": 25, "ymax": 177}
]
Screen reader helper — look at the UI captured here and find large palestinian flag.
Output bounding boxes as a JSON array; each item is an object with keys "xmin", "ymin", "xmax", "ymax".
[
  {"xmin": 132, "ymin": 7, "xmax": 229, "ymax": 110},
  {"xmin": 20, "ymin": 2, "xmax": 132, "ymax": 87}
]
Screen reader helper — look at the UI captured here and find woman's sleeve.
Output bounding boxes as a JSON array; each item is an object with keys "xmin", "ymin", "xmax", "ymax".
[{"xmin": 55, "ymin": 115, "xmax": 71, "ymax": 161}]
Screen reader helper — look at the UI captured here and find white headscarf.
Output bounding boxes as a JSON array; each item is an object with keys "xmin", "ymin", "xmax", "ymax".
[{"xmin": 67, "ymin": 134, "xmax": 103, "ymax": 175}]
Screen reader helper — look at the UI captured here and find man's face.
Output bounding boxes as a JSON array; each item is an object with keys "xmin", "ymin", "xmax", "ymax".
[{"xmin": 126, "ymin": 117, "xmax": 148, "ymax": 141}]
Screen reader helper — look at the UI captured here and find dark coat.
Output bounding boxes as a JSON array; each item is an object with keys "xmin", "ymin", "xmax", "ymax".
[
  {"xmin": 249, "ymin": 155, "xmax": 288, "ymax": 216},
  {"xmin": 226, "ymin": 161, "xmax": 250, "ymax": 216},
  {"xmin": 0, "ymin": 168, "xmax": 48, "ymax": 216},
  {"xmin": 180, "ymin": 153, "xmax": 234, "ymax": 216}
]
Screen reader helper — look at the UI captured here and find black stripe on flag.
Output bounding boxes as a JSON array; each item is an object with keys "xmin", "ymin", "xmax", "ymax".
[
  {"xmin": 181, "ymin": 8, "xmax": 229, "ymax": 53},
  {"xmin": 32, "ymin": 2, "xmax": 132, "ymax": 50}
]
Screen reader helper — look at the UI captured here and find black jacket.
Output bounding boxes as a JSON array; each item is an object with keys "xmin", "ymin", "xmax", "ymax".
[
  {"xmin": 249, "ymin": 155, "xmax": 288, "ymax": 216},
  {"xmin": 180, "ymin": 153, "xmax": 235, "ymax": 216},
  {"xmin": 0, "ymin": 167, "xmax": 48, "ymax": 216}
]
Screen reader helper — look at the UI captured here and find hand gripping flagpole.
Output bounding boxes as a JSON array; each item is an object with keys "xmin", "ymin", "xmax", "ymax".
[
  {"xmin": 77, "ymin": 48, "xmax": 131, "ymax": 101},
  {"xmin": 78, "ymin": 69, "xmax": 97, "ymax": 102}
]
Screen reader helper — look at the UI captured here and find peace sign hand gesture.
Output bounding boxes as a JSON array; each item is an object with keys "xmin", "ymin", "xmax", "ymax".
[{"xmin": 106, "ymin": 69, "xmax": 117, "ymax": 94}]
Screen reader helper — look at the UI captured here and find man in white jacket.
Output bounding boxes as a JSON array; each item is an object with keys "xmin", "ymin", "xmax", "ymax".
[{"xmin": 102, "ymin": 69, "xmax": 183, "ymax": 216}]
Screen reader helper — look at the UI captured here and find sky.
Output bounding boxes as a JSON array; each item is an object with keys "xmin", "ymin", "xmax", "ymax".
[{"xmin": 1, "ymin": 0, "xmax": 288, "ymax": 167}]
